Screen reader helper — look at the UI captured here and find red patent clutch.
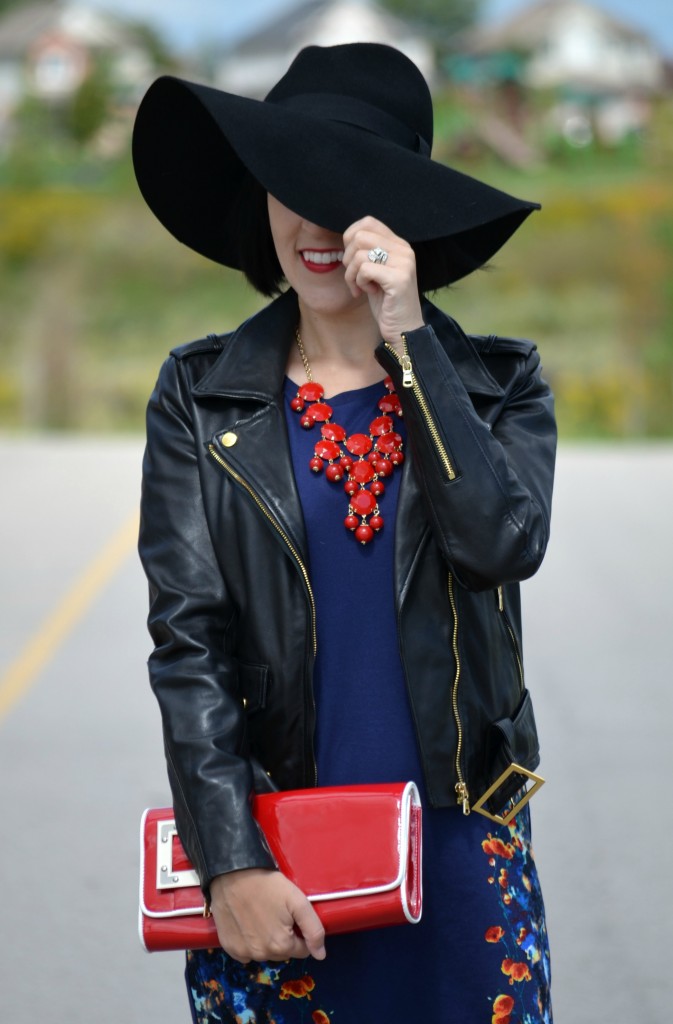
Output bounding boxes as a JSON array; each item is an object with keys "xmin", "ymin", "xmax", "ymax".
[{"xmin": 139, "ymin": 781, "xmax": 422, "ymax": 952}]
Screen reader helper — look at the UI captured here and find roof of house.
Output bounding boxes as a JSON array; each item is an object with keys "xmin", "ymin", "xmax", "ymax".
[{"xmin": 463, "ymin": 0, "xmax": 655, "ymax": 54}]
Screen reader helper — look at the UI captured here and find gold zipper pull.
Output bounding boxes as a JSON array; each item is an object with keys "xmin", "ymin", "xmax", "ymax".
[
  {"xmin": 497, "ymin": 585, "xmax": 504, "ymax": 612},
  {"xmin": 455, "ymin": 782, "xmax": 471, "ymax": 815},
  {"xmin": 401, "ymin": 353, "xmax": 413, "ymax": 388}
]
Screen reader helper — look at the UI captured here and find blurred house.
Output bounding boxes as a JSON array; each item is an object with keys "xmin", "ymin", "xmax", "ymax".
[
  {"xmin": 212, "ymin": 0, "xmax": 435, "ymax": 98},
  {"xmin": 0, "ymin": 1, "xmax": 155, "ymax": 143},
  {"xmin": 450, "ymin": 0, "xmax": 668, "ymax": 147}
]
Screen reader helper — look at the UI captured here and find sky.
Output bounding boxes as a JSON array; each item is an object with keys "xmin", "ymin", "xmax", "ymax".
[{"xmin": 84, "ymin": 0, "xmax": 673, "ymax": 57}]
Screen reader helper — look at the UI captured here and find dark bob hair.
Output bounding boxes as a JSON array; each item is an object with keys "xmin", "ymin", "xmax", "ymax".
[{"xmin": 229, "ymin": 173, "xmax": 452, "ymax": 297}]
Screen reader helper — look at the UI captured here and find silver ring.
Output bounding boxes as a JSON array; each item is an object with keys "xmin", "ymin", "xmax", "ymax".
[{"xmin": 367, "ymin": 247, "xmax": 389, "ymax": 265}]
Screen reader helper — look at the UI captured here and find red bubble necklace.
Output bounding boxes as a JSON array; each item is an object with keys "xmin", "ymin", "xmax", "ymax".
[{"xmin": 291, "ymin": 328, "xmax": 404, "ymax": 545}]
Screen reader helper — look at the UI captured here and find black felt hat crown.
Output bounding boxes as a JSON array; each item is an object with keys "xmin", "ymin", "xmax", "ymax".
[{"xmin": 132, "ymin": 42, "xmax": 539, "ymax": 286}]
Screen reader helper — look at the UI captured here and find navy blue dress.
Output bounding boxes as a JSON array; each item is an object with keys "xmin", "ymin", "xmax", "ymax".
[{"xmin": 186, "ymin": 380, "xmax": 552, "ymax": 1023}]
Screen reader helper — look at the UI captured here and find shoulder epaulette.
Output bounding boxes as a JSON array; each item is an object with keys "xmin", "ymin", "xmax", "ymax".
[
  {"xmin": 170, "ymin": 332, "xmax": 229, "ymax": 360},
  {"xmin": 468, "ymin": 334, "xmax": 537, "ymax": 358}
]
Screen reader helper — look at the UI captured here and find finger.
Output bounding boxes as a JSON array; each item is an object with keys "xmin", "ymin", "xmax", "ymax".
[
  {"xmin": 213, "ymin": 922, "xmax": 252, "ymax": 964},
  {"xmin": 342, "ymin": 247, "xmax": 374, "ymax": 298},
  {"xmin": 342, "ymin": 232, "xmax": 396, "ymax": 269},
  {"xmin": 342, "ymin": 240, "xmax": 391, "ymax": 292},
  {"xmin": 222, "ymin": 926, "xmax": 307, "ymax": 965},
  {"xmin": 215, "ymin": 932, "xmax": 251, "ymax": 965},
  {"xmin": 350, "ymin": 251, "xmax": 400, "ymax": 297},
  {"xmin": 343, "ymin": 215, "xmax": 394, "ymax": 248},
  {"xmin": 290, "ymin": 895, "xmax": 327, "ymax": 960}
]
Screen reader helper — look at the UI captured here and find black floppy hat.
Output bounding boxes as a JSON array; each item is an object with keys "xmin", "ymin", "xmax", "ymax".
[{"xmin": 132, "ymin": 42, "xmax": 539, "ymax": 287}]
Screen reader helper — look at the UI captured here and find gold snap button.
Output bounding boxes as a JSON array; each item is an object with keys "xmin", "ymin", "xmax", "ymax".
[{"xmin": 221, "ymin": 432, "xmax": 238, "ymax": 447}]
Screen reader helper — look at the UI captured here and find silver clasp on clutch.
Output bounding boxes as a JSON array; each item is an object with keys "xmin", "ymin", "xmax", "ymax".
[{"xmin": 156, "ymin": 820, "xmax": 200, "ymax": 890}]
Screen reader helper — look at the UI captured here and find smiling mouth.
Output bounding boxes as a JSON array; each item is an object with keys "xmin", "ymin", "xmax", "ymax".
[
  {"xmin": 300, "ymin": 249, "xmax": 344, "ymax": 272},
  {"xmin": 301, "ymin": 249, "xmax": 344, "ymax": 265}
]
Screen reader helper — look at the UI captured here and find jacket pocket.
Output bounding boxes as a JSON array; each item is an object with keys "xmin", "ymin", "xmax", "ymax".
[
  {"xmin": 238, "ymin": 661, "xmax": 269, "ymax": 714},
  {"xmin": 479, "ymin": 688, "xmax": 541, "ymax": 818}
]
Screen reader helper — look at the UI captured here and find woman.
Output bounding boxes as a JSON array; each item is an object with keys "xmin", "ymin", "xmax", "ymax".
[{"xmin": 133, "ymin": 42, "xmax": 555, "ymax": 1023}]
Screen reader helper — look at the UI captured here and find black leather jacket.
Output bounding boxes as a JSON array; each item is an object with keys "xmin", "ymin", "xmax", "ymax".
[{"xmin": 139, "ymin": 289, "xmax": 556, "ymax": 891}]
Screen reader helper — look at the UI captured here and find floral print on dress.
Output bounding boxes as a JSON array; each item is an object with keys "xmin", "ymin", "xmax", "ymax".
[
  {"xmin": 186, "ymin": 948, "xmax": 332, "ymax": 1024},
  {"xmin": 482, "ymin": 810, "xmax": 553, "ymax": 1023},
  {"xmin": 185, "ymin": 808, "xmax": 552, "ymax": 1023}
]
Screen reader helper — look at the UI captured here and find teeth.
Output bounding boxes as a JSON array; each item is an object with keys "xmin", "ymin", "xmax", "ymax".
[{"xmin": 302, "ymin": 250, "xmax": 344, "ymax": 264}]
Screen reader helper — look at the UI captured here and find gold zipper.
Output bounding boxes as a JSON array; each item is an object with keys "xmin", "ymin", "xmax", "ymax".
[
  {"xmin": 384, "ymin": 339, "xmax": 456, "ymax": 480},
  {"xmin": 448, "ymin": 572, "xmax": 470, "ymax": 814},
  {"xmin": 208, "ymin": 445, "xmax": 317, "ymax": 656},
  {"xmin": 496, "ymin": 586, "xmax": 524, "ymax": 692}
]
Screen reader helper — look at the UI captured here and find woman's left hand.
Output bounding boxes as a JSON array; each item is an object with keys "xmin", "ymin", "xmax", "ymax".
[{"xmin": 342, "ymin": 216, "xmax": 424, "ymax": 351}]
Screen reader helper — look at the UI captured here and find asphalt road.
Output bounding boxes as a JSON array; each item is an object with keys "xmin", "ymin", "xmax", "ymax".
[{"xmin": 0, "ymin": 436, "xmax": 671, "ymax": 1023}]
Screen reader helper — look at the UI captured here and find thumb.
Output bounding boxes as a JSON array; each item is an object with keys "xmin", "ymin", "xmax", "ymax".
[{"xmin": 289, "ymin": 893, "xmax": 327, "ymax": 960}]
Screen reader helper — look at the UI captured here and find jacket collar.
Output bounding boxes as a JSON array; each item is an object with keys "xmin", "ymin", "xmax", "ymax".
[
  {"xmin": 193, "ymin": 289, "xmax": 298, "ymax": 401},
  {"xmin": 192, "ymin": 289, "xmax": 503, "ymax": 401}
]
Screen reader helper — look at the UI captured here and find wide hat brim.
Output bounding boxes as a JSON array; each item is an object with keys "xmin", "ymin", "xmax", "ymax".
[{"xmin": 132, "ymin": 75, "xmax": 539, "ymax": 288}]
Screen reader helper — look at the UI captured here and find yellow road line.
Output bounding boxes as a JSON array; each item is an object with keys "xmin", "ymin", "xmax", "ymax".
[{"xmin": 0, "ymin": 510, "xmax": 139, "ymax": 723}]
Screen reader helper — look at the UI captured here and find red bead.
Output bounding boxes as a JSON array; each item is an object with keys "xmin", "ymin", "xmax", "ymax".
[
  {"xmin": 309, "ymin": 457, "xmax": 323, "ymax": 473},
  {"xmin": 315, "ymin": 439, "xmax": 340, "ymax": 460},
  {"xmin": 379, "ymin": 394, "xmax": 401, "ymax": 415},
  {"xmin": 344, "ymin": 480, "xmax": 359, "ymax": 496},
  {"xmin": 300, "ymin": 413, "xmax": 314, "ymax": 429},
  {"xmin": 377, "ymin": 432, "xmax": 403, "ymax": 454},
  {"xmin": 351, "ymin": 490, "xmax": 377, "ymax": 516},
  {"xmin": 366, "ymin": 452, "xmax": 379, "ymax": 464},
  {"xmin": 345, "ymin": 433, "xmax": 373, "ymax": 456},
  {"xmin": 370, "ymin": 415, "xmax": 393, "ymax": 437},
  {"xmin": 290, "ymin": 396, "xmax": 304, "ymax": 412},
  {"xmin": 339, "ymin": 455, "xmax": 354, "ymax": 470},
  {"xmin": 322, "ymin": 423, "xmax": 346, "ymax": 442},
  {"xmin": 384, "ymin": 376, "xmax": 395, "ymax": 392},
  {"xmin": 369, "ymin": 515, "xmax": 384, "ymax": 531},
  {"xmin": 310, "ymin": 402, "xmax": 333, "ymax": 423},
  {"xmin": 299, "ymin": 382, "xmax": 324, "ymax": 402},
  {"xmin": 350, "ymin": 461, "xmax": 375, "ymax": 484},
  {"xmin": 390, "ymin": 451, "xmax": 405, "ymax": 466},
  {"xmin": 344, "ymin": 514, "xmax": 359, "ymax": 531},
  {"xmin": 370, "ymin": 480, "xmax": 385, "ymax": 496},
  {"xmin": 355, "ymin": 524, "xmax": 374, "ymax": 545},
  {"xmin": 375, "ymin": 459, "xmax": 393, "ymax": 478},
  {"xmin": 325, "ymin": 463, "xmax": 343, "ymax": 482}
]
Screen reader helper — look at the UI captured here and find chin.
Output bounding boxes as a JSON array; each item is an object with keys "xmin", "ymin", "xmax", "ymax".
[{"xmin": 296, "ymin": 280, "xmax": 366, "ymax": 318}]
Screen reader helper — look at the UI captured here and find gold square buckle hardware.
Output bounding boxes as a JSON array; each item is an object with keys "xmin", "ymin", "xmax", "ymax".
[{"xmin": 471, "ymin": 763, "xmax": 545, "ymax": 826}]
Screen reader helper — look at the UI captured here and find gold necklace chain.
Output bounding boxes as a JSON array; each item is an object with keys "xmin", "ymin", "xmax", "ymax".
[{"xmin": 294, "ymin": 328, "xmax": 313, "ymax": 382}]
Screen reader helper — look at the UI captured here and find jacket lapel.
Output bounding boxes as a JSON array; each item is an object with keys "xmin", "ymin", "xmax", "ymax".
[{"xmin": 194, "ymin": 290, "xmax": 310, "ymax": 561}]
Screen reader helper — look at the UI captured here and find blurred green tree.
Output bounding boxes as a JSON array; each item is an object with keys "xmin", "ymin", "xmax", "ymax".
[
  {"xmin": 379, "ymin": 0, "xmax": 482, "ymax": 39},
  {"xmin": 67, "ymin": 61, "xmax": 112, "ymax": 144},
  {"xmin": 127, "ymin": 20, "xmax": 180, "ymax": 71}
]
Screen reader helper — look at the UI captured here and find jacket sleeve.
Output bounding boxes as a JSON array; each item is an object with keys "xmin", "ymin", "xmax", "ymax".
[
  {"xmin": 138, "ymin": 354, "xmax": 276, "ymax": 892},
  {"xmin": 376, "ymin": 317, "xmax": 556, "ymax": 591}
]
